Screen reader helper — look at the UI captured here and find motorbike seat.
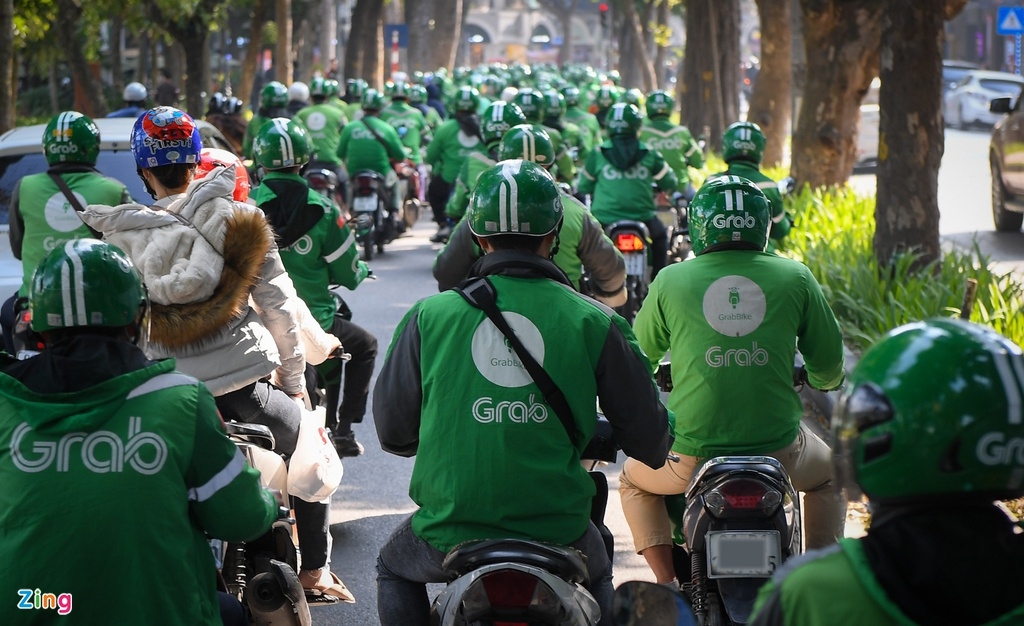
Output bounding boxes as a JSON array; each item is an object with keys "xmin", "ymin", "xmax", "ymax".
[
  {"xmin": 225, "ymin": 421, "xmax": 276, "ymax": 450},
  {"xmin": 604, "ymin": 219, "xmax": 652, "ymax": 240},
  {"xmin": 687, "ymin": 456, "xmax": 790, "ymax": 495},
  {"xmin": 442, "ymin": 538, "xmax": 590, "ymax": 585}
]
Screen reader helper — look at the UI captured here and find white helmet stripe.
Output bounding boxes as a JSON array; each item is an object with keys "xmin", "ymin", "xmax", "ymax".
[
  {"xmin": 498, "ymin": 160, "xmax": 522, "ymax": 231},
  {"xmin": 988, "ymin": 334, "xmax": 1024, "ymax": 425},
  {"xmin": 274, "ymin": 118, "xmax": 294, "ymax": 164},
  {"xmin": 57, "ymin": 112, "xmax": 73, "ymax": 142},
  {"xmin": 60, "ymin": 240, "xmax": 88, "ymax": 326},
  {"xmin": 492, "ymin": 102, "xmax": 505, "ymax": 122}
]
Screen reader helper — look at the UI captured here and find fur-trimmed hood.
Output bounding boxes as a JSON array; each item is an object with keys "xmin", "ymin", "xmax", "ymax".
[{"xmin": 82, "ymin": 166, "xmax": 273, "ymax": 350}]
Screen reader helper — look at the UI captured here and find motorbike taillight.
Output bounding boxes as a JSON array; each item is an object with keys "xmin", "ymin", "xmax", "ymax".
[
  {"xmin": 459, "ymin": 569, "xmax": 559, "ymax": 620},
  {"xmin": 704, "ymin": 478, "xmax": 782, "ymax": 516},
  {"xmin": 615, "ymin": 233, "xmax": 645, "ymax": 252}
]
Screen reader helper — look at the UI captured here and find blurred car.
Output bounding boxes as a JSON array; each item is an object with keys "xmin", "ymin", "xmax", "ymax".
[
  {"xmin": 855, "ymin": 77, "xmax": 880, "ymax": 169},
  {"xmin": 0, "ymin": 116, "xmax": 234, "ymax": 296},
  {"xmin": 988, "ymin": 94, "xmax": 1024, "ymax": 232},
  {"xmin": 942, "ymin": 60, "xmax": 981, "ymax": 95},
  {"xmin": 943, "ymin": 70, "xmax": 1024, "ymax": 130}
]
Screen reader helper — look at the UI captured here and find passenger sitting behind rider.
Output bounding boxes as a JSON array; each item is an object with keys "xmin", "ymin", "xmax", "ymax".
[
  {"xmin": 620, "ymin": 176, "xmax": 846, "ymax": 587},
  {"xmin": 78, "ymin": 107, "xmax": 354, "ymax": 603},
  {"xmin": 0, "ymin": 239, "xmax": 277, "ymax": 625},
  {"xmin": 373, "ymin": 160, "xmax": 673, "ymax": 626},
  {"xmin": 577, "ymin": 103, "xmax": 678, "ymax": 278}
]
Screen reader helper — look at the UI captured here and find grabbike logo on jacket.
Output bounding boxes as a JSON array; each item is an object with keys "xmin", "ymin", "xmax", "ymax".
[
  {"xmin": 469, "ymin": 311, "xmax": 550, "ymax": 425},
  {"xmin": 702, "ymin": 275, "xmax": 768, "ymax": 368}
]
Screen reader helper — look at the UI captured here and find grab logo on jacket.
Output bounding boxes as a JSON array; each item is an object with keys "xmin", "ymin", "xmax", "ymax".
[
  {"xmin": 45, "ymin": 191, "xmax": 90, "ymax": 232},
  {"xmin": 703, "ymin": 275, "xmax": 766, "ymax": 337},
  {"xmin": 10, "ymin": 416, "xmax": 168, "ymax": 475},
  {"xmin": 471, "ymin": 312, "xmax": 545, "ymax": 387},
  {"xmin": 601, "ymin": 163, "xmax": 651, "ymax": 180}
]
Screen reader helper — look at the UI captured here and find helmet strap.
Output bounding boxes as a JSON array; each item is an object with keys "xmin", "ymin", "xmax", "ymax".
[{"xmin": 549, "ymin": 232, "xmax": 561, "ymax": 259}]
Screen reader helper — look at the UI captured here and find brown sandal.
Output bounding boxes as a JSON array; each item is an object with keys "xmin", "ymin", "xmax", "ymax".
[{"xmin": 300, "ymin": 568, "xmax": 356, "ymax": 604}]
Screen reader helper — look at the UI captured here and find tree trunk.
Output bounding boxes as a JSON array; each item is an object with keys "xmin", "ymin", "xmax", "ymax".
[
  {"xmin": 111, "ymin": 15, "xmax": 124, "ymax": 94},
  {"xmin": 54, "ymin": 0, "xmax": 108, "ymax": 118},
  {"xmin": 150, "ymin": 0, "xmax": 225, "ymax": 117},
  {"xmin": 748, "ymin": 0, "xmax": 792, "ymax": 168},
  {"xmin": 276, "ymin": 0, "xmax": 293, "ymax": 85},
  {"xmin": 620, "ymin": 0, "xmax": 657, "ymax": 91},
  {"xmin": 319, "ymin": 0, "xmax": 335, "ymax": 75},
  {"xmin": 0, "ymin": 0, "xmax": 13, "ymax": 133},
  {"xmin": 680, "ymin": 0, "xmax": 740, "ymax": 149},
  {"xmin": 346, "ymin": 0, "xmax": 385, "ymax": 85},
  {"xmin": 873, "ymin": 0, "xmax": 948, "ymax": 267},
  {"xmin": 239, "ymin": 0, "xmax": 268, "ymax": 112},
  {"xmin": 652, "ymin": 0, "xmax": 669, "ymax": 89},
  {"xmin": 431, "ymin": 0, "xmax": 463, "ymax": 72},
  {"xmin": 791, "ymin": 0, "xmax": 883, "ymax": 187},
  {"xmin": 406, "ymin": 0, "xmax": 436, "ymax": 74}
]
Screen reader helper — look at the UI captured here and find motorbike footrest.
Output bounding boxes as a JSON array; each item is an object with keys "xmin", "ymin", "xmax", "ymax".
[{"xmin": 442, "ymin": 538, "xmax": 589, "ymax": 585}]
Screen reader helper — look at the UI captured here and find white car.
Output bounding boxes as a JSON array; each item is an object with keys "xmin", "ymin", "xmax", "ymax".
[
  {"xmin": 943, "ymin": 70, "xmax": 1024, "ymax": 130},
  {"xmin": 0, "ymin": 117, "xmax": 233, "ymax": 298}
]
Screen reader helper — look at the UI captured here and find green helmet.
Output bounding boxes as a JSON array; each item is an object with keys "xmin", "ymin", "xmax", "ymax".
[
  {"xmin": 835, "ymin": 318, "xmax": 1024, "ymax": 503},
  {"xmin": 622, "ymin": 88, "xmax": 644, "ymax": 109},
  {"xmin": 325, "ymin": 79, "xmax": 340, "ymax": 98},
  {"xmin": 595, "ymin": 85, "xmax": 618, "ymax": 109},
  {"xmin": 260, "ymin": 81, "xmax": 289, "ymax": 110},
  {"xmin": 560, "ymin": 86, "xmax": 581, "ymax": 107},
  {"xmin": 30, "ymin": 239, "xmax": 146, "ymax": 333},
  {"xmin": 722, "ymin": 121, "xmax": 766, "ymax": 164},
  {"xmin": 689, "ymin": 175, "xmax": 771, "ymax": 255},
  {"xmin": 253, "ymin": 117, "xmax": 311, "ymax": 169},
  {"xmin": 497, "ymin": 124, "xmax": 556, "ymax": 168},
  {"xmin": 347, "ymin": 78, "xmax": 369, "ymax": 99},
  {"xmin": 453, "ymin": 86, "xmax": 481, "ymax": 113},
  {"xmin": 605, "ymin": 103, "xmax": 643, "ymax": 137},
  {"xmin": 646, "ymin": 90, "xmax": 674, "ymax": 119},
  {"xmin": 512, "ymin": 89, "xmax": 545, "ymax": 122},
  {"xmin": 541, "ymin": 90, "xmax": 566, "ymax": 119},
  {"xmin": 361, "ymin": 88, "xmax": 386, "ymax": 111},
  {"xmin": 387, "ymin": 81, "xmax": 411, "ymax": 100},
  {"xmin": 481, "ymin": 101, "xmax": 527, "ymax": 146},
  {"xmin": 309, "ymin": 76, "xmax": 328, "ymax": 98},
  {"xmin": 468, "ymin": 160, "xmax": 563, "ymax": 238},
  {"xmin": 43, "ymin": 111, "xmax": 101, "ymax": 166},
  {"xmin": 409, "ymin": 85, "xmax": 427, "ymax": 105}
]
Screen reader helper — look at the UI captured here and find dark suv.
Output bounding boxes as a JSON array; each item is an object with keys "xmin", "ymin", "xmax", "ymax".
[{"xmin": 989, "ymin": 95, "xmax": 1024, "ymax": 232}]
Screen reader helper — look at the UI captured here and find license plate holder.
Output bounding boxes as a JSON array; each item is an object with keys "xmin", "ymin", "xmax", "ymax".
[
  {"xmin": 705, "ymin": 530, "xmax": 781, "ymax": 578},
  {"xmin": 353, "ymin": 195, "xmax": 377, "ymax": 213},
  {"xmin": 623, "ymin": 253, "xmax": 646, "ymax": 277}
]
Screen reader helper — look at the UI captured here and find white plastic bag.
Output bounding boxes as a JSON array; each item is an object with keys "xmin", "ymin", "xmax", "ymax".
[{"xmin": 287, "ymin": 410, "xmax": 344, "ymax": 502}]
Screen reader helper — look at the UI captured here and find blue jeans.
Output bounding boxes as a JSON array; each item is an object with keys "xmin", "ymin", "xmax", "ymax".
[{"xmin": 376, "ymin": 515, "xmax": 613, "ymax": 626}]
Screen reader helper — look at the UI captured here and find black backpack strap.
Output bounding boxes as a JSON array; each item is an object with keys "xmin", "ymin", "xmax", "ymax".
[
  {"xmin": 456, "ymin": 277, "xmax": 579, "ymax": 446},
  {"xmin": 47, "ymin": 171, "xmax": 102, "ymax": 238}
]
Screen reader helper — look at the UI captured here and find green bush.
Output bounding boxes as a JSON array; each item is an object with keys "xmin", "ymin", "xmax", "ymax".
[{"xmin": 779, "ymin": 184, "xmax": 1024, "ymax": 353}]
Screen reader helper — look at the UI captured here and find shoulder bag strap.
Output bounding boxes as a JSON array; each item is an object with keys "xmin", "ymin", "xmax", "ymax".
[
  {"xmin": 361, "ymin": 118, "xmax": 398, "ymax": 171},
  {"xmin": 456, "ymin": 277, "xmax": 579, "ymax": 446},
  {"xmin": 47, "ymin": 171, "xmax": 102, "ymax": 238}
]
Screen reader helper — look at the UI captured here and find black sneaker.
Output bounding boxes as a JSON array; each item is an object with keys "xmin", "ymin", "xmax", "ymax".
[
  {"xmin": 333, "ymin": 431, "xmax": 364, "ymax": 457},
  {"xmin": 430, "ymin": 225, "xmax": 452, "ymax": 243}
]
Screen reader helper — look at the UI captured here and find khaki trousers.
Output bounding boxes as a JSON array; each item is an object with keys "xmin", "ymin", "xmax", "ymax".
[{"xmin": 619, "ymin": 422, "xmax": 846, "ymax": 553}]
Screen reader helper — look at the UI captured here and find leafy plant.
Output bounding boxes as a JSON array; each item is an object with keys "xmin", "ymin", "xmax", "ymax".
[{"xmin": 779, "ymin": 184, "xmax": 1024, "ymax": 353}]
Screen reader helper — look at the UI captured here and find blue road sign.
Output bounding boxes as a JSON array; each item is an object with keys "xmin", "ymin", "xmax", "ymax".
[
  {"xmin": 998, "ymin": 7, "xmax": 1024, "ymax": 36},
  {"xmin": 384, "ymin": 24, "xmax": 409, "ymax": 48}
]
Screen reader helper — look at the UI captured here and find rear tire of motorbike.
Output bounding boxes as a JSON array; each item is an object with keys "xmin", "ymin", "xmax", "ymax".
[
  {"xmin": 362, "ymin": 238, "xmax": 374, "ymax": 261},
  {"xmin": 705, "ymin": 594, "xmax": 724, "ymax": 626}
]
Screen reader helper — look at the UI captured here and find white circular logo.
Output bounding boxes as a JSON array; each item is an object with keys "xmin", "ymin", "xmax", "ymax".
[
  {"xmin": 471, "ymin": 313, "xmax": 545, "ymax": 388},
  {"xmin": 44, "ymin": 192, "xmax": 88, "ymax": 232},
  {"xmin": 305, "ymin": 112, "xmax": 327, "ymax": 131},
  {"xmin": 702, "ymin": 275, "xmax": 766, "ymax": 337},
  {"xmin": 291, "ymin": 235, "xmax": 313, "ymax": 255}
]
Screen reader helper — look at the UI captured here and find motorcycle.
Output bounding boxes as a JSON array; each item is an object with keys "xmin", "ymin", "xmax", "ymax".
[
  {"xmin": 302, "ymin": 162, "xmax": 347, "ymax": 212},
  {"xmin": 655, "ymin": 189, "xmax": 692, "ymax": 264},
  {"xmin": 349, "ymin": 170, "xmax": 395, "ymax": 261},
  {"xmin": 10, "ymin": 296, "xmax": 44, "ymax": 360},
  {"xmin": 603, "ymin": 220, "xmax": 651, "ymax": 325},
  {"xmin": 429, "ymin": 416, "xmax": 619, "ymax": 626},
  {"xmin": 220, "ymin": 422, "xmax": 313, "ymax": 626},
  {"xmin": 655, "ymin": 362, "xmax": 804, "ymax": 626}
]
